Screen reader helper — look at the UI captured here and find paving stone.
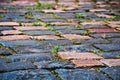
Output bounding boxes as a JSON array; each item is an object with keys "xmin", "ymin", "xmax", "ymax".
[
  {"xmin": 108, "ymin": 38, "xmax": 120, "ymax": 43},
  {"xmin": 0, "ymin": 40, "xmax": 42, "ymax": 47},
  {"xmin": 81, "ymin": 21, "xmax": 105, "ymax": 26},
  {"xmin": 48, "ymin": 26, "xmax": 77, "ymax": 30},
  {"xmin": 90, "ymin": 9, "xmax": 110, "ymax": 12},
  {"xmin": 24, "ymin": 30, "xmax": 56, "ymax": 35},
  {"xmin": 55, "ymin": 69, "xmax": 109, "ymax": 80},
  {"xmin": 100, "ymin": 67, "xmax": 120, "ymax": 80},
  {"xmin": 21, "ymin": 23, "xmax": 33, "ymax": 26},
  {"xmin": 60, "ymin": 45, "xmax": 98, "ymax": 52},
  {"xmin": 94, "ymin": 44, "xmax": 120, "ymax": 51},
  {"xmin": 0, "ymin": 35, "xmax": 30, "ymax": 41},
  {"xmin": 42, "ymin": 9, "xmax": 65, "ymax": 13},
  {"xmin": 107, "ymin": 24, "xmax": 120, "ymax": 28},
  {"xmin": 58, "ymin": 52, "xmax": 103, "ymax": 60},
  {"xmin": 76, "ymin": 38, "xmax": 109, "ymax": 44},
  {"xmin": 0, "ymin": 27, "xmax": 13, "ymax": 31},
  {"xmin": 56, "ymin": 30, "xmax": 87, "ymax": 34},
  {"xmin": 41, "ymin": 18, "xmax": 66, "ymax": 22},
  {"xmin": 90, "ymin": 33, "xmax": 120, "ymax": 38},
  {"xmin": 0, "ymin": 48, "xmax": 12, "ymax": 56},
  {"xmin": 34, "ymin": 61, "xmax": 74, "ymax": 69},
  {"xmin": 14, "ymin": 26, "xmax": 48, "ymax": 30},
  {"xmin": 0, "ymin": 22, "xmax": 19, "ymax": 26},
  {"xmin": 1, "ymin": 30, "xmax": 23, "ymax": 35},
  {"xmin": 100, "ymin": 59, "xmax": 120, "ymax": 67},
  {"xmin": 31, "ymin": 35, "xmax": 61, "ymax": 40},
  {"xmin": 0, "ymin": 69, "xmax": 56, "ymax": 80},
  {"xmin": 0, "ymin": 58, "xmax": 6, "ymax": 63},
  {"xmin": 108, "ymin": 21, "xmax": 120, "ymax": 25},
  {"xmin": 80, "ymin": 25, "xmax": 108, "ymax": 29},
  {"xmin": 61, "ymin": 34, "xmax": 92, "ymax": 40},
  {"xmin": 50, "ymin": 22, "xmax": 78, "ymax": 26},
  {"xmin": 71, "ymin": 59, "xmax": 104, "ymax": 68},
  {"xmin": 6, "ymin": 53, "xmax": 52, "ymax": 62},
  {"xmin": 0, "ymin": 62, "xmax": 36, "ymax": 72},
  {"xmin": 40, "ymin": 40, "xmax": 72, "ymax": 46},
  {"xmin": 87, "ymin": 28, "xmax": 117, "ymax": 33},
  {"xmin": 99, "ymin": 51, "xmax": 120, "ymax": 59}
]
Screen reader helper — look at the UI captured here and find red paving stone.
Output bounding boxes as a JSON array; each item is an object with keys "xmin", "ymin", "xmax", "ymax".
[
  {"xmin": 0, "ymin": 35, "xmax": 30, "ymax": 40},
  {"xmin": 71, "ymin": 59, "xmax": 104, "ymax": 68},
  {"xmin": 61, "ymin": 34, "xmax": 92, "ymax": 40},
  {"xmin": 87, "ymin": 28, "xmax": 117, "ymax": 33},
  {"xmin": 100, "ymin": 59, "xmax": 120, "ymax": 67},
  {"xmin": 14, "ymin": 26, "xmax": 48, "ymax": 30},
  {"xmin": 58, "ymin": 52, "xmax": 103, "ymax": 60},
  {"xmin": 1, "ymin": 30, "xmax": 23, "ymax": 35},
  {"xmin": 31, "ymin": 35, "xmax": 61, "ymax": 40},
  {"xmin": 0, "ymin": 22, "xmax": 19, "ymax": 26}
]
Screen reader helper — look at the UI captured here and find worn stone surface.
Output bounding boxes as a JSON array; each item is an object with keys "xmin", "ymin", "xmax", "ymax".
[
  {"xmin": 56, "ymin": 30, "xmax": 87, "ymax": 34},
  {"xmin": 108, "ymin": 38, "xmax": 120, "ymax": 43},
  {"xmin": 0, "ymin": 58, "xmax": 6, "ymax": 63},
  {"xmin": 0, "ymin": 22, "xmax": 19, "ymax": 26},
  {"xmin": 81, "ymin": 21, "xmax": 105, "ymax": 26},
  {"xmin": 0, "ymin": 69, "xmax": 56, "ymax": 80},
  {"xmin": 0, "ymin": 27, "xmax": 13, "ymax": 31},
  {"xmin": 55, "ymin": 69, "xmax": 109, "ymax": 80},
  {"xmin": 100, "ymin": 67, "xmax": 120, "ymax": 80},
  {"xmin": 48, "ymin": 26, "xmax": 76, "ymax": 30},
  {"xmin": 0, "ymin": 62, "xmax": 36, "ymax": 72},
  {"xmin": 0, "ymin": 48, "xmax": 12, "ymax": 56},
  {"xmin": 1, "ymin": 30, "xmax": 23, "ymax": 35},
  {"xmin": 58, "ymin": 52, "xmax": 103, "ymax": 60}
]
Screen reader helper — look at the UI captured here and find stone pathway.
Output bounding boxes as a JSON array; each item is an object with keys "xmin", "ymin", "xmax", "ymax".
[{"xmin": 0, "ymin": 0, "xmax": 120, "ymax": 80}]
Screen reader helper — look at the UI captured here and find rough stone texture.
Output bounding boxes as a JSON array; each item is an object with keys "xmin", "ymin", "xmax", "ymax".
[
  {"xmin": 100, "ymin": 59, "xmax": 120, "ymax": 67},
  {"xmin": 0, "ymin": 48, "xmax": 12, "ymax": 56},
  {"xmin": 94, "ymin": 44, "xmax": 120, "ymax": 51},
  {"xmin": 61, "ymin": 34, "xmax": 92, "ymax": 40},
  {"xmin": 0, "ymin": 27, "xmax": 13, "ymax": 31},
  {"xmin": 87, "ymin": 28, "xmax": 117, "ymax": 33},
  {"xmin": 1, "ymin": 30, "xmax": 23, "ymax": 35},
  {"xmin": 0, "ymin": 35, "xmax": 30, "ymax": 40},
  {"xmin": 0, "ymin": 69, "xmax": 56, "ymax": 80},
  {"xmin": 80, "ymin": 25, "xmax": 108, "ymax": 29},
  {"xmin": 0, "ymin": 58, "xmax": 6, "ymax": 63},
  {"xmin": 71, "ymin": 59, "xmax": 104, "ymax": 68},
  {"xmin": 108, "ymin": 38, "xmax": 120, "ymax": 43},
  {"xmin": 14, "ymin": 26, "xmax": 48, "ymax": 30},
  {"xmin": 81, "ymin": 21, "xmax": 105, "ymax": 26},
  {"xmin": 99, "ymin": 51, "xmax": 120, "ymax": 59},
  {"xmin": 50, "ymin": 22, "xmax": 78, "ymax": 26},
  {"xmin": 58, "ymin": 52, "xmax": 103, "ymax": 60},
  {"xmin": 0, "ymin": 62, "xmax": 36, "ymax": 72},
  {"xmin": 107, "ymin": 24, "xmax": 120, "ymax": 28},
  {"xmin": 31, "ymin": 35, "xmax": 61, "ymax": 40},
  {"xmin": 100, "ymin": 67, "xmax": 120, "ymax": 80},
  {"xmin": 48, "ymin": 26, "xmax": 76, "ymax": 30},
  {"xmin": 0, "ymin": 22, "xmax": 19, "ymax": 26},
  {"xmin": 55, "ymin": 69, "xmax": 109, "ymax": 80},
  {"xmin": 34, "ymin": 61, "xmax": 74, "ymax": 69},
  {"xmin": 6, "ymin": 53, "xmax": 52, "ymax": 62},
  {"xmin": 56, "ymin": 30, "xmax": 87, "ymax": 34},
  {"xmin": 24, "ymin": 30, "xmax": 56, "ymax": 35},
  {"xmin": 42, "ymin": 18, "xmax": 66, "ymax": 22}
]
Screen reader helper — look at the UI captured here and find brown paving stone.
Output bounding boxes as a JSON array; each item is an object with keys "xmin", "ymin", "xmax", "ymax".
[
  {"xmin": 1, "ymin": 30, "xmax": 23, "ymax": 35},
  {"xmin": 116, "ymin": 28, "xmax": 120, "ymax": 31},
  {"xmin": 100, "ymin": 59, "xmax": 120, "ymax": 67},
  {"xmin": 21, "ymin": 23, "xmax": 33, "ymax": 26},
  {"xmin": 108, "ymin": 21, "xmax": 120, "ymax": 25},
  {"xmin": 90, "ymin": 9, "xmax": 110, "ymax": 12},
  {"xmin": 50, "ymin": 22, "xmax": 78, "ymax": 26},
  {"xmin": 87, "ymin": 28, "xmax": 117, "ymax": 33},
  {"xmin": 81, "ymin": 21, "xmax": 105, "ymax": 26},
  {"xmin": 11, "ymin": 1, "xmax": 37, "ymax": 5},
  {"xmin": 0, "ymin": 35, "xmax": 30, "ymax": 41},
  {"xmin": 61, "ymin": 34, "xmax": 92, "ymax": 40},
  {"xmin": 107, "ymin": 24, "xmax": 120, "ymax": 28},
  {"xmin": 31, "ymin": 35, "xmax": 61, "ymax": 40},
  {"xmin": 42, "ymin": 10, "xmax": 65, "ymax": 13},
  {"xmin": 0, "ymin": 22, "xmax": 19, "ymax": 26},
  {"xmin": 71, "ymin": 59, "xmax": 104, "ymax": 68},
  {"xmin": 96, "ymin": 14, "xmax": 113, "ymax": 18},
  {"xmin": 58, "ymin": 52, "xmax": 103, "ymax": 60},
  {"xmin": 14, "ymin": 26, "xmax": 48, "ymax": 30}
]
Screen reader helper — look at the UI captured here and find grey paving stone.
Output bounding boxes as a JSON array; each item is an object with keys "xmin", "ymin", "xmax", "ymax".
[
  {"xmin": 100, "ymin": 67, "xmax": 120, "ymax": 80},
  {"xmin": 90, "ymin": 33, "xmax": 120, "ymax": 38},
  {"xmin": 55, "ymin": 69, "xmax": 109, "ymax": 80},
  {"xmin": 0, "ymin": 48, "xmax": 12, "ymax": 56},
  {"xmin": 48, "ymin": 26, "xmax": 77, "ymax": 30},
  {"xmin": 6, "ymin": 53, "xmax": 52, "ymax": 62},
  {"xmin": 0, "ymin": 27, "xmax": 13, "ymax": 31},
  {"xmin": 94, "ymin": 44, "xmax": 120, "ymax": 51},
  {"xmin": 41, "ymin": 18, "xmax": 66, "ymax": 22},
  {"xmin": 0, "ymin": 58, "xmax": 6, "ymax": 63},
  {"xmin": 0, "ymin": 40, "xmax": 42, "ymax": 47},
  {"xmin": 34, "ymin": 61, "xmax": 74, "ymax": 69},
  {"xmin": 80, "ymin": 25, "xmax": 109, "ymax": 29},
  {"xmin": 56, "ymin": 30, "xmax": 87, "ymax": 34},
  {"xmin": 0, "ymin": 69, "xmax": 56, "ymax": 80},
  {"xmin": 24, "ymin": 30, "xmax": 56, "ymax": 35},
  {"xmin": 40, "ymin": 40, "xmax": 72, "ymax": 46},
  {"xmin": 99, "ymin": 51, "xmax": 120, "ymax": 59},
  {"xmin": 108, "ymin": 38, "xmax": 120, "ymax": 43},
  {"xmin": 0, "ymin": 62, "xmax": 36, "ymax": 72},
  {"xmin": 59, "ymin": 45, "xmax": 98, "ymax": 52},
  {"xmin": 75, "ymin": 38, "xmax": 109, "ymax": 44}
]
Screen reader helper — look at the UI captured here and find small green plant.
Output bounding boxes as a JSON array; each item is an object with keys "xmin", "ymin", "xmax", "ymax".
[
  {"xmin": 116, "ymin": 56, "xmax": 120, "ymax": 59},
  {"xmin": 91, "ymin": 50, "xmax": 102, "ymax": 56},
  {"xmin": 48, "ymin": 27, "xmax": 56, "ymax": 31},
  {"xmin": 54, "ymin": 14, "xmax": 61, "ymax": 19},
  {"xmin": 33, "ymin": 22, "xmax": 42, "ymax": 26},
  {"xmin": 52, "ymin": 46, "xmax": 61, "ymax": 56},
  {"xmin": 112, "ymin": 16, "xmax": 120, "ymax": 20},
  {"xmin": 0, "ymin": 15, "xmax": 3, "ymax": 19},
  {"xmin": 76, "ymin": 13, "xmax": 86, "ymax": 18},
  {"xmin": 45, "ymin": 4, "xmax": 53, "ymax": 9}
]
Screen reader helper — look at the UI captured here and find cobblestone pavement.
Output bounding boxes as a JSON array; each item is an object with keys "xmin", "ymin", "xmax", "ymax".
[{"xmin": 0, "ymin": 0, "xmax": 120, "ymax": 80}]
